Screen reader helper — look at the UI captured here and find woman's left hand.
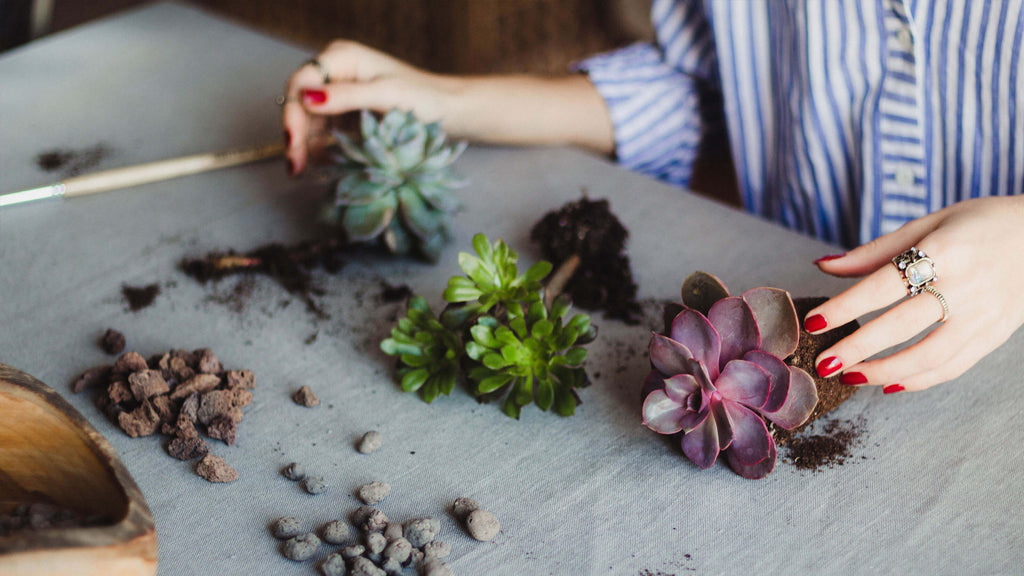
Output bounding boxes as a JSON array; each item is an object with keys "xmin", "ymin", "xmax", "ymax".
[{"xmin": 804, "ymin": 195, "xmax": 1024, "ymax": 394}]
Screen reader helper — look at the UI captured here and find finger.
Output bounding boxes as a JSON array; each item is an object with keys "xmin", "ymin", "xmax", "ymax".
[
  {"xmin": 283, "ymin": 66, "xmax": 327, "ymax": 174},
  {"xmin": 298, "ymin": 79, "xmax": 401, "ymax": 117},
  {"xmin": 803, "ymin": 253, "xmax": 911, "ymax": 336},
  {"xmin": 837, "ymin": 319, "xmax": 971, "ymax": 390},
  {"xmin": 815, "ymin": 213, "xmax": 940, "ymax": 277},
  {"xmin": 880, "ymin": 327, "xmax": 992, "ymax": 393},
  {"xmin": 819, "ymin": 292, "xmax": 945, "ymax": 382}
]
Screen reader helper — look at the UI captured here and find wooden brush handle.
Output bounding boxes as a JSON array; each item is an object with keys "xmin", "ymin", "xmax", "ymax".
[{"xmin": 62, "ymin": 142, "xmax": 286, "ymax": 197}]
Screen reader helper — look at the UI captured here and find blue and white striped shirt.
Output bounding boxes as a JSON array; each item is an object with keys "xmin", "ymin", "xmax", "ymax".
[{"xmin": 580, "ymin": 0, "xmax": 1024, "ymax": 247}]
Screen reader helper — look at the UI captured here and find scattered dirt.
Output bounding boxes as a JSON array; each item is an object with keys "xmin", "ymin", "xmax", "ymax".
[
  {"xmin": 531, "ymin": 195, "xmax": 641, "ymax": 323},
  {"xmin": 0, "ymin": 503, "xmax": 111, "ymax": 536},
  {"xmin": 99, "ymin": 328, "xmax": 126, "ymax": 355},
  {"xmin": 292, "ymin": 385, "xmax": 320, "ymax": 407},
  {"xmin": 784, "ymin": 417, "xmax": 865, "ymax": 471},
  {"xmin": 121, "ymin": 283, "xmax": 161, "ymax": 312},
  {"xmin": 178, "ymin": 237, "xmax": 348, "ymax": 318},
  {"xmin": 379, "ymin": 281, "xmax": 412, "ymax": 303},
  {"xmin": 35, "ymin": 144, "xmax": 111, "ymax": 177}
]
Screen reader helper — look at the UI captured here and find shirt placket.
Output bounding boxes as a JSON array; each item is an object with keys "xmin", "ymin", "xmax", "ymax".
[{"xmin": 875, "ymin": 0, "xmax": 929, "ymax": 236}]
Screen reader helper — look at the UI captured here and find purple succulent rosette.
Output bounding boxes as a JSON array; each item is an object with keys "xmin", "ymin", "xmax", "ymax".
[{"xmin": 641, "ymin": 272, "xmax": 817, "ymax": 479}]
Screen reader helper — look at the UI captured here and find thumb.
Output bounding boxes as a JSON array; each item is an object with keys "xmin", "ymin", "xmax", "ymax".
[{"xmin": 816, "ymin": 213, "xmax": 940, "ymax": 278}]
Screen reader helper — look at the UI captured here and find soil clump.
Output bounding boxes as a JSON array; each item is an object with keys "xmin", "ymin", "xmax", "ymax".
[
  {"xmin": 531, "ymin": 196, "xmax": 641, "ymax": 323},
  {"xmin": 784, "ymin": 417, "xmax": 865, "ymax": 471},
  {"xmin": 35, "ymin": 144, "xmax": 110, "ymax": 177},
  {"xmin": 121, "ymin": 283, "xmax": 160, "ymax": 312}
]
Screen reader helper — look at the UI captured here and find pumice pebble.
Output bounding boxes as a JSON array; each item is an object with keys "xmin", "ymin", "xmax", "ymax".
[
  {"xmin": 357, "ymin": 481, "xmax": 391, "ymax": 505},
  {"xmin": 450, "ymin": 497, "xmax": 480, "ymax": 521},
  {"xmin": 340, "ymin": 544, "xmax": 365, "ymax": 559},
  {"xmin": 282, "ymin": 462, "xmax": 306, "ymax": 481},
  {"xmin": 384, "ymin": 522, "xmax": 403, "ymax": 541},
  {"xmin": 381, "ymin": 558, "xmax": 403, "ymax": 575},
  {"xmin": 421, "ymin": 558, "xmax": 453, "ymax": 576},
  {"xmin": 304, "ymin": 475, "xmax": 328, "ymax": 494},
  {"xmin": 383, "ymin": 537, "xmax": 412, "ymax": 564},
  {"xmin": 357, "ymin": 430, "xmax": 383, "ymax": 454},
  {"xmin": 281, "ymin": 533, "xmax": 321, "ymax": 561},
  {"xmin": 270, "ymin": 516, "xmax": 303, "ymax": 539},
  {"xmin": 422, "ymin": 540, "xmax": 451, "ymax": 559},
  {"xmin": 320, "ymin": 519, "xmax": 351, "ymax": 544},
  {"xmin": 349, "ymin": 556, "xmax": 385, "ymax": 576},
  {"xmin": 319, "ymin": 552, "xmax": 347, "ymax": 576},
  {"xmin": 366, "ymin": 531, "xmax": 387, "ymax": 555},
  {"xmin": 361, "ymin": 508, "xmax": 388, "ymax": 533},
  {"xmin": 403, "ymin": 518, "xmax": 440, "ymax": 548},
  {"xmin": 466, "ymin": 509, "xmax": 500, "ymax": 541}
]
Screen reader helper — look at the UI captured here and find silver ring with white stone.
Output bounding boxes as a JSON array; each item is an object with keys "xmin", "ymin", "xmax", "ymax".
[
  {"xmin": 923, "ymin": 286, "xmax": 950, "ymax": 323},
  {"xmin": 892, "ymin": 246, "xmax": 937, "ymax": 297},
  {"xmin": 305, "ymin": 58, "xmax": 331, "ymax": 84}
]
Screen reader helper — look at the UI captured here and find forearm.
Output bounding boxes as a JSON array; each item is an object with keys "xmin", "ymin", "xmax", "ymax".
[{"xmin": 437, "ymin": 74, "xmax": 614, "ymax": 156}]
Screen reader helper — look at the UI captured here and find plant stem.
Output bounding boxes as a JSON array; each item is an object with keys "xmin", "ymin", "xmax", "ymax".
[{"xmin": 543, "ymin": 253, "xmax": 581, "ymax": 307}]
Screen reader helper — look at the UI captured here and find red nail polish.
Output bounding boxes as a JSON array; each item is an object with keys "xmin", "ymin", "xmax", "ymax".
[
  {"xmin": 284, "ymin": 130, "xmax": 291, "ymax": 147},
  {"xmin": 840, "ymin": 371, "xmax": 867, "ymax": 385},
  {"xmin": 883, "ymin": 384, "xmax": 905, "ymax": 395},
  {"xmin": 804, "ymin": 314, "xmax": 828, "ymax": 332},
  {"xmin": 816, "ymin": 356, "xmax": 843, "ymax": 378},
  {"xmin": 814, "ymin": 253, "xmax": 846, "ymax": 264},
  {"xmin": 302, "ymin": 89, "xmax": 327, "ymax": 105}
]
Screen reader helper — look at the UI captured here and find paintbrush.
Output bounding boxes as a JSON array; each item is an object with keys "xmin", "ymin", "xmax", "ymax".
[{"xmin": 0, "ymin": 142, "xmax": 286, "ymax": 208}]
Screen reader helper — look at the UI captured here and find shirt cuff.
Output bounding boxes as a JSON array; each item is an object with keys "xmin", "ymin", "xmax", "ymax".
[{"xmin": 575, "ymin": 43, "xmax": 705, "ymax": 187}]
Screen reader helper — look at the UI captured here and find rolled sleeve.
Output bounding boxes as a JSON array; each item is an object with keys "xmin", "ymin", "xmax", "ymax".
[{"xmin": 576, "ymin": 43, "xmax": 705, "ymax": 187}]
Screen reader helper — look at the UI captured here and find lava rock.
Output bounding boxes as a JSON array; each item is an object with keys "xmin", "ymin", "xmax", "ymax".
[
  {"xmin": 195, "ymin": 454, "xmax": 238, "ymax": 483},
  {"xmin": 206, "ymin": 414, "xmax": 237, "ymax": 446},
  {"xmin": 100, "ymin": 329, "xmax": 126, "ymax": 355},
  {"xmin": 167, "ymin": 437, "xmax": 209, "ymax": 460},
  {"xmin": 170, "ymin": 374, "xmax": 220, "ymax": 401},
  {"xmin": 292, "ymin": 385, "xmax": 320, "ymax": 407},
  {"xmin": 112, "ymin": 351, "xmax": 148, "ymax": 375}
]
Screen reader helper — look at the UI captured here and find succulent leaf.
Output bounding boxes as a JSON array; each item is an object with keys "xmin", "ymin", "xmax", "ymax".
[
  {"xmin": 742, "ymin": 287, "xmax": 800, "ymax": 359},
  {"xmin": 328, "ymin": 109, "xmax": 465, "ymax": 260},
  {"xmin": 670, "ymin": 309, "xmax": 723, "ymax": 381},
  {"xmin": 681, "ymin": 271, "xmax": 730, "ymax": 316},
  {"xmin": 707, "ymin": 297, "xmax": 761, "ymax": 368},
  {"xmin": 762, "ymin": 366, "xmax": 817, "ymax": 430},
  {"xmin": 681, "ymin": 410, "xmax": 719, "ymax": 469}
]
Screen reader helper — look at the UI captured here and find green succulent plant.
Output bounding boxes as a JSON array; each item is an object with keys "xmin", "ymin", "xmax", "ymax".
[
  {"xmin": 380, "ymin": 233, "xmax": 597, "ymax": 418},
  {"xmin": 324, "ymin": 109, "xmax": 467, "ymax": 262},
  {"xmin": 379, "ymin": 296, "xmax": 461, "ymax": 403},
  {"xmin": 466, "ymin": 296, "xmax": 596, "ymax": 419}
]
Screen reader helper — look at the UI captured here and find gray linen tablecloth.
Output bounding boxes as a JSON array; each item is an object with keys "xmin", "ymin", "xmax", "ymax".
[{"xmin": 1, "ymin": 3, "xmax": 1021, "ymax": 575}]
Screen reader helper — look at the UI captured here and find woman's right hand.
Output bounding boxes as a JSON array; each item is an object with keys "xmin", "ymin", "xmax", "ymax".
[{"xmin": 282, "ymin": 40, "xmax": 452, "ymax": 175}]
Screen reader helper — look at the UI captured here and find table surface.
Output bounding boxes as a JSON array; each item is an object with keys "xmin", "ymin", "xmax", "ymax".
[{"xmin": 1, "ymin": 3, "xmax": 1022, "ymax": 575}]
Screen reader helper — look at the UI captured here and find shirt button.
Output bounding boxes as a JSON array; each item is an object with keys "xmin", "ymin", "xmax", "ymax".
[
  {"xmin": 896, "ymin": 167, "xmax": 916, "ymax": 187},
  {"xmin": 897, "ymin": 28, "xmax": 913, "ymax": 49}
]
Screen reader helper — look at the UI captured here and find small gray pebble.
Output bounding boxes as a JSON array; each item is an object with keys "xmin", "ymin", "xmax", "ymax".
[
  {"xmin": 382, "ymin": 558, "xmax": 403, "ymax": 576},
  {"xmin": 349, "ymin": 557, "xmax": 386, "ymax": 576},
  {"xmin": 450, "ymin": 497, "xmax": 479, "ymax": 521},
  {"xmin": 281, "ymin": 533, "xmax": 321, "ymax": 561},
  {"xmin": 303, "ymin": 475, "xmax": 328, "ymax": 494},
  {"xmin": 404, "ymin": 518, "xmax": 440, "ymax": 548},
  {"xmin": 340, "ymin": 544, "xmax": 365, "ymax": 560},
  {"xmin": 408, "ymin": 548, "xmax": 424, "ymax": 567},
  {"xmin": 357, "ymin": 481, "xmax": 391, "ymax": 505},
  {"xmin": 320, "ymin": 552, "xmax": 348, "ymax": 576},
  {"xmin": 366, "ymin": 531, "xmax": 387, "ymax": 554},
  {"xmin": 361, "ymin": 508, "xmax": 388, "ymax": 533},
  {"xmin": 383, "ymin": 537, "xmax": 412, "ymax": 564},
  {"xmin": 282, "ymin": 462, "xmax": 306, "ymax": 481},
  {"xmin": 357, "ymin": 430, "xmax": 383, "ymax": 454},
  {"xmin": 466, "ymin": 509, "xmax": 499, "ymax": 541},
  {"xmin": 421, "ymin": 558, "xmax": 452, "ymax": 576},
  {"xmin": 320, "ymin": 519, "xmax": 351, "ymax": 544},
  {"xmin": 350, "ymin": 505, "xmax": 375, "ymax": 527},
  {"xmin": 384, "ymin": 522, "xmax": 404, "ymax": 541},
  {"xmin": 422, "ymin": 541, "xmax": 450, "ymax": 560},
  {"xmin": 366, "ymin": 551, "xmax": 382, "ymax": 564},
  {"xmin": 270, "ymin": 516, "xmax": 303, "ymax": 539}
]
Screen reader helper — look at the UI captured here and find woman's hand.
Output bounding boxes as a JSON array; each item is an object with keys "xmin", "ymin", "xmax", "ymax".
[
  {"xmin": 805, "ymin": 195, "xmax": 1024, "ymax": 394},
  {"xmin": 282, "ymin": 40, "xmax": 452, "ymax": 175},
  {"xmin": 281, "ymin": 40, "xmax": 614, "ymax": 176}
]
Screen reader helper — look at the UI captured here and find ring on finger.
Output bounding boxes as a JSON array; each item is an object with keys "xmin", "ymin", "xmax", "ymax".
[
  {"xmin": 922, "ymin": 285, "xmax": 950, "ymax": 323},
  {"xmin": 275, "ymin": 95, "xmax": 299, "ymax": 106},
  {"xmin": 892, "ymin": 246, "xmax": 937, "ymax": 296},
  {"xmin": 304, "ymin": 58, "xmax": 331, "ymax": 84}
]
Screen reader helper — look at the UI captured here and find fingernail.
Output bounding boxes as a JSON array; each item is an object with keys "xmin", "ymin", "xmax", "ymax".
[
  {"xmin": 286, "ymin": 158, "xmax": 295, "ymax": 176},
  {"xmin": 302, "ymin": 89, "xmax": 327, "ymax": 105},
  {"xmin": 814, "ymin": 253, "xmax": 846, "ymax": 264},
  {"xmin": 840, "ymin": 371, "xmax": 868, "ymax": 385},
  {"xmin": 883, "ymin": 384, "xmax": 905, "ymax": 395},
  {"xmin": 816, "ymin": 356, "xmax": 843, "ymax": 378},
  {"xmin": 284, "ymin": 130, "xmax": 291, "ymax": 147},
  {"xmin": 804, "ymin": 314, "xmax": 828, "ymax": 332}
]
